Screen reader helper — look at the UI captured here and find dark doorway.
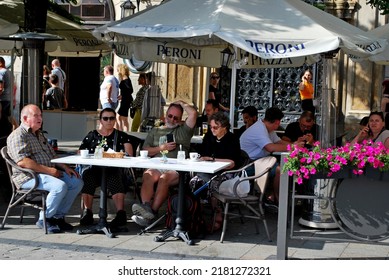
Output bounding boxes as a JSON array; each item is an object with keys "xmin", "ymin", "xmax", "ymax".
[{"xmin": 51, "ymin": 56, "xmax": 101, "ymax": 111}]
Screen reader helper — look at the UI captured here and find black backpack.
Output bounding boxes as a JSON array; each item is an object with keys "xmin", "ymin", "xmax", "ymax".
[{"xmin": 165, "ymin": 192, "xmax": 206, "ymax": 239}]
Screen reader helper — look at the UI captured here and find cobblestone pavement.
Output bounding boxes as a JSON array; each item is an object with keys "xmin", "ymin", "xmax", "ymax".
[{"xmin": 1, "ymin": 191, "xmax": 389, "ymax": 260}]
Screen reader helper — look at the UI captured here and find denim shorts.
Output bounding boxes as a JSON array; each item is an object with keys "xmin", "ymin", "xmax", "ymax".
[{"xmin": 102, "ymin": 102, "xmax": 118, "ymax": 110}]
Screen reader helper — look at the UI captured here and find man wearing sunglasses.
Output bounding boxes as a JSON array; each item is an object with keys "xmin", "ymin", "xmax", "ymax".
[{"xmin": 132, "ymin": 100, "xmax": 197, "ymax": 227}]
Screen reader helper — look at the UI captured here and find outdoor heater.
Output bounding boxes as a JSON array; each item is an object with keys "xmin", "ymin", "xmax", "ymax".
[{"xmin": 0, "ymin": 32, "xmax": 63, "ymax": 106}]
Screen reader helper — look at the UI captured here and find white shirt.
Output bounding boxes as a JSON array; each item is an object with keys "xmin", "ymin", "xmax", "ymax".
[
  {"xmin": 99, "ymin": 75, "xmax": 119, "ymax": 104},
  {"xmin": 51, "ymin": 67, "xmax": 66, "ymax": 91},
  {"xmin": 240, "ymin": 119, "xmax": 280, "ymax": 160}
]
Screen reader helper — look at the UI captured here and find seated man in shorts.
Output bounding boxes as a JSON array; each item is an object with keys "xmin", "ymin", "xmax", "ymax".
[{"xmin": 131, "ymin": 100, "xmax": 197, "ymax": 227}]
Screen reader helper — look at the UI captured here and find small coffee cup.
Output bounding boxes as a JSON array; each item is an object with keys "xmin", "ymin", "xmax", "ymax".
[
  {"xmin": 189, "ymin": 152, "xmax": 200, "ymax": 161},
  {"xmin": 80, "ymin": 149, "xmax": 89, "ymax": 158},
  {"xmin": 140, "ymin": 150, "xmax": 148, "ymax": 158}
]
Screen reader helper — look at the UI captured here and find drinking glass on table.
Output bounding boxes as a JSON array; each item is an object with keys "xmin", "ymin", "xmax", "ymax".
[
  {"xmin": 159, "ymin": 136, "xmax": 167, "ymax": 147},
  {"xmin": 202, "ymin": 122, "xmax": 208, "ymax": 136}
]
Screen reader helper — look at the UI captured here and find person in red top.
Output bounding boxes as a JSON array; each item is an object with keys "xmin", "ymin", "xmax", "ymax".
[{"xmin": 299, "ymin": 69, "xmax": 315, "ymax": 114}]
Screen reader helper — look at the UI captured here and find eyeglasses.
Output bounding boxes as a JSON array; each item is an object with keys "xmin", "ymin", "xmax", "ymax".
[
  {"xmin": 210, "ymin": 125, "xmax": 220, "ymax": 130},
  {"xmin": 102, "ymin": 116, "xmax": 116, "ymax": 121},
  {"xmin": 211, "ymin": 76, "xmax": 220, "ymax": 79},
  {"xmin": 167, "ymin": 114, "xmax": 180, "ymax": 121}
]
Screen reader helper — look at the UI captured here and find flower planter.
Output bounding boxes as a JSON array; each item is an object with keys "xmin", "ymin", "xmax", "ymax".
[
  {"xmin": 310, "ymin": 166, "xmax": 358, "ymax": 180},
  {"xmin": 330, "ymin": 176, "xmax": 389, "ymax": 241},
  {"xmin": 364, "ymin": 167, "xmax": 389, "ymax": 181},
  {"xmin": 284, "ymin": 141, "xmax": 389, "ymax": 241}
]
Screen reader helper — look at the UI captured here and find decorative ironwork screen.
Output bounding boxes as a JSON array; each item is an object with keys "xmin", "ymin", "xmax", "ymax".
[{"xmin": 231, "ymin": 62, "xmax": 323, "ymax": 128}]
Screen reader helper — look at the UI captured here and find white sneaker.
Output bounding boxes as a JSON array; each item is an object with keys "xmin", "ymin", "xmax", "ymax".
[
  {"xmin": 132, "ymin": 203, "xmax": 155, "ymax": 220},
  {"xmin": 131, "ymin": 215, "xmax": 151, "ymax": 227}
]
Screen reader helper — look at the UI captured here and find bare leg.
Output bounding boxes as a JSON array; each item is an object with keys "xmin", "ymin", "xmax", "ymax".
[
  {"xmin": 112, "ymin": 193, "xmax": 126, "ymax": 211},
  {"xmin": 151, "ymin": 171, "xmax": 179, "ymax": 212},
  {"xmin": 82, "ymin": 193, "xmax": 94, "ymax": 210},
  {"xmin": 119, "ymin": 116, "xmax": 129, "ymax": 131},
  {"xmin": 140, "ymin": 169, "xmax": 162, "ymax": 204}
]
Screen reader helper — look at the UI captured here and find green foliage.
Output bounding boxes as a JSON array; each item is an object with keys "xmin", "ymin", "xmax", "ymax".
[{"xmin": 367, "ymin": 0, "xmax": 389, "ymax": 15}]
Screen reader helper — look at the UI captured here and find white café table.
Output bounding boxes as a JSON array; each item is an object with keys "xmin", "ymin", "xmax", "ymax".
[{"xmin": 52, "ymin": 155, "xmax": 229, "ymax": 242}]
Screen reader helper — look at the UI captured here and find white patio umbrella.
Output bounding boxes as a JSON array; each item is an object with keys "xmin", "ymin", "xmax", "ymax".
[
  {"xmin": 94, "ymin": 0, "xmax": 386, "ymax": 67},
  {"xmin": 0, "ymin": 18, "xmax": 20, "ymax": 53},
  {"xmin": 94, "ymin": 0, "xmax": 387, "ymax": 130},
  {"xmin": 366, "ymin": 24, "xmax": 389, "ymax": 65}
]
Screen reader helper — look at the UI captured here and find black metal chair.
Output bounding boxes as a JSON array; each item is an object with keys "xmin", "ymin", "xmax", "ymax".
[{"xmin": 0, "ymin": 146, "xmax": 48, "ymax": 233}]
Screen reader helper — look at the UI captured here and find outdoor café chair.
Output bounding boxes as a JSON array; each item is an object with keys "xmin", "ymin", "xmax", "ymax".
[
  {"xmin": 211, "ymin": 156, "xmax": 277, "ymax": 243},
  {"xmin": 0, "ymin": 146, "xmax": 48, "ymax": 234}
]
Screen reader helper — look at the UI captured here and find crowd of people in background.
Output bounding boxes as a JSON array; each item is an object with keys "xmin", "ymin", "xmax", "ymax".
[{"xmin": 42, "ymin": 59, "xmax": 67, "ymax": 110}]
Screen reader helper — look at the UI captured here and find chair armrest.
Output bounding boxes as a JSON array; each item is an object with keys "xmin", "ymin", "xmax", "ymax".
[
  {"xmin": 219, "ymin": 161, "xmax": 255, "ymax": 177},
  {"xmin": 4, "ymin": 156, "xmax": 39, "ymax": 191},
  {"xmin": 232, "ymin": 166, "xmax": 272, "ymax": 198}
]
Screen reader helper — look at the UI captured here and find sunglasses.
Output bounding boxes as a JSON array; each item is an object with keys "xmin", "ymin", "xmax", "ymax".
[
  {"xmin": 167, "ymin": 114, "xmax": 180, "ymax": 121},
  {"xmin": 211, "ymin": 76, "xmax": 220, "ymax": 79},
  {"xmin": 210, "ymin": 125, "xmax": 220, "ymax": 130},
  {"xmin": 102, "ymin": 116, "xmax": 116, "ymax": 121}
]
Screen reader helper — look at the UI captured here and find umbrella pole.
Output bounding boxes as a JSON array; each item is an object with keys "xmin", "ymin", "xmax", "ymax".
[{"xmin": 229, "ymin": 47, "xmax": 237, "ymax": 129}]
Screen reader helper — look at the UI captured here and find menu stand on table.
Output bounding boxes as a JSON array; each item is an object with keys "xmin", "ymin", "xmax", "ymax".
[
  {"xmin": 154, "ymin": 171, "xmax": 194, "ymax": 245},
  {"xmin": 76, "ymin": 167, "xmax": 114, "ymax": 238}
]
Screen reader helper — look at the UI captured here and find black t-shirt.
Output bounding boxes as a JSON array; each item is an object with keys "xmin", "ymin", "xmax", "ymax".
[
  {"xmin": 234, "ymin": 125, "xmax": 246, "ymax": 139},
  {"xmin": 45, "ymin": 87, "xmax": 66, "ymax": 109},
  {"xmin": 119, "ymin": 79, "xmax": 134, "ymax": 107},
  {"xmin": 79, "ymin": 129, "xmax": 132, "ymax": 154},
  {"xmin": 284, "ymin": 122, "xmax": 320, "ymax": 142},
  {"xmin": 209, "ymin": 85, "xmax": 222, "ymax": 105},
  {"xmin": 200, "ymin": 131, "xmax": 241, "ymax": 167}
]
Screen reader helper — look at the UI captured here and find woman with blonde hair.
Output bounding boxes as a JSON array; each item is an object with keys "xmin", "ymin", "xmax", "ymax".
[{"xmin": 116, "ymin": 63, "xmax": 133, "ymax": 131}]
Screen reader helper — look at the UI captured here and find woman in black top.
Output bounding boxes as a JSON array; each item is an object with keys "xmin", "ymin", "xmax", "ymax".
[
  {"xmin": 116, "ymin": 64, "xmax": 134, "ymax": 131},
  {"xmin": 208, "ymin": 72, "xmax": 229, "ymax": 112},
  {"xmin": 199, "ymin": 112, "xmax": 241, "ymax": 179},
  {"xmin": 78, "ymin": 108, "xmax": 134, "ymax": 228}
]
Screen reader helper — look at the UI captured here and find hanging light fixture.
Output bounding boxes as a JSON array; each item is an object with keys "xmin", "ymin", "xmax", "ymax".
[
  {"xmin": 220, "ymin": 47, "xmax": 233, "ymax": 68},
  {"xmin": 121, "ymin": 0, "xmax": 137, "ymax": 18}
]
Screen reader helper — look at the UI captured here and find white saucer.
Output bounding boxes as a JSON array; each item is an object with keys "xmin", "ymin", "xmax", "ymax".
[
  {"xmin": 188, "ymin": 158, "xmax": 200, "ymax": 162},
  {"xmin": 138, "ymin": 156, "xmax": 150, "ymax": 159}
]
